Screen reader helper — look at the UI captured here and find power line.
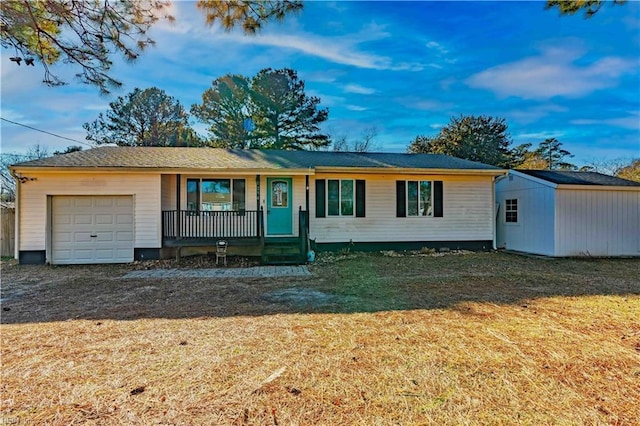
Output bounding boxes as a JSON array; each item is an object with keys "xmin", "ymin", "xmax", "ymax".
[{"xmin": 1, "ymin": 117, "xmax": 94, "ymax": 147}]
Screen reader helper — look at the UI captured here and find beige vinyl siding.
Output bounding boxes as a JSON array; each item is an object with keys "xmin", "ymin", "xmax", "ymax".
[
  {"xmin": 161, "ymin": 174, "xmax": 177, "ymax": 211},
  {"xmin": 310, "ymin": 173, "xmax": 494, "ymax": 243},
  {"xmin": 555, "ymin": 189, "xmax": 640, "ymax": 256},
  {"xmin": 18, "ymin": 172, "xmax": 161, "ymax": 251}
]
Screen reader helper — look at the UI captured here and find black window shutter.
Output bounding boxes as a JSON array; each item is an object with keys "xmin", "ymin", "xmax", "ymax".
[
  {"xmin": 434, "ymin": 180, "xmax": 443, "ymax": 217},
  {"xmin": 233, "ymin": 179, "xmax": 246, "ymax": 210},
  {"xmin": 315, "ymin": 179, "xmax": 326, "ymax": 218},
  {"xmin": 355, "ymin": 180, "xmax": 366, "ymax": 217},
  {"xmin": 396, "ymin": 181, "xmax": 406, "ymax": 217}
]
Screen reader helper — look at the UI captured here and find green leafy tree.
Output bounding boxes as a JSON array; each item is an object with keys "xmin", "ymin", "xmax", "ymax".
[
  {"xmin": 84, "ymin": 87, "xmax": 199, "ymax": 147},
  {"xmin": 190, "ymin": 75, "xmax": 252, "ymax": 148},
  {"xmin": 545, "ymin": 0, "xmax": 626, "ymax": 18},
  {"xmin": 1, "ymin": 1, "xmax": 301, "ymax": 94},
  {"xmin": 535, "ymin": 138, "xmax": 576, "ymax": 170},
  {"xmin": 192, "ymin": 68, "xmax": 330, "ymax": 150},
  {"xmin": 408, "ymin": 115, "xmax": 512, "ymax": 168}
]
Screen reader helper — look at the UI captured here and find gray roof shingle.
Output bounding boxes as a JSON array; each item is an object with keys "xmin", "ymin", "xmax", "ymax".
[
  {"xmin": 12, "ymin": 147, "xmax": 503, "ymax": 171},
  {"xmin": 517, "ymin": 169, "xmax": 640, "ymax": 187}
]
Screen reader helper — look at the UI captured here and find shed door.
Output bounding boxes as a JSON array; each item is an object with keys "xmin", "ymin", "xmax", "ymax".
[{"xmin": 51, "ymin": 196, "xmax": 134, "ymax": 264}]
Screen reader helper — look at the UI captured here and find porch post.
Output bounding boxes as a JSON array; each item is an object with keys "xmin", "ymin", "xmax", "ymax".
[
  {"xmin": 256, "ymin": 175, "xmax": 261, "ymax": 238},
  {"xmin": 176, "ymin": 174, "xmax": 181, "ymax": 239},
  {"xmin": 305, "ymin": 174, "xmax": 310, "ymax": 232},
  {"xmin": 256, "ymin": 174, "xmax": 260, "ymax": 208}
]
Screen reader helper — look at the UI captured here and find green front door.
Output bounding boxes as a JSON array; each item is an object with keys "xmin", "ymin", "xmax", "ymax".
[{"xmin": 266, "ymin": 177, "xmax": 293, "ymax": 235}]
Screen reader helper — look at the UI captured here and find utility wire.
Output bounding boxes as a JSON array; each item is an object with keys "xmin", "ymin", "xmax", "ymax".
[{"xmin": 1, "ymin": 117, "xmax": 94, "ymax": 147}]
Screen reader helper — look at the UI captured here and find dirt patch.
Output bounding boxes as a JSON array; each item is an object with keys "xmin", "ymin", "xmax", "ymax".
[{"xmin": 263, "ymin": 287, "xmax": 355, "ymax": 307}]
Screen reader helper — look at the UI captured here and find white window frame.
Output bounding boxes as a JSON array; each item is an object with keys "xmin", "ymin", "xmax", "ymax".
[
  {"xmin": 186, "ymin": 178, "xmax": 246, "ymax": 212},
  {"xmin": 327, "ymin": 179, "xmax": 355, "ymax": 217},
  {"xmin": 505, "ymin": 198, "xmax": 518, "ymax": 223},
  {"xmin": 406, "ymin": 180, "xmax": 434, "ymax": 217}
]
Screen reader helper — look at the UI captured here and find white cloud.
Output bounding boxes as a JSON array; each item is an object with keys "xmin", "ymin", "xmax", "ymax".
[
  {"xmin": 465, "ymin": 45, "xmax": 638, "ymax": 100},
  {"xmin": 515, "ymin": 131, "xmax": 565, "ymax": 140},
  {"xmin": 409, "ymin": 99, "xmax": 455, "ymax": 111},
  {"xmin": 0, "ymin": 108, "xmax": 34, "ymax": 125},
  {"xmin": 507, "ymin": 103, "xmax": 568, "ymax": 124},
  {"xmin": 346, "ymin": 105, "xmax": 368, "ymax": 111},
  {"xmin": 571, "ymin": 112, "xmax": 640, "ymax": 130},
  {"xmin": 344, "ymin": 84, "xmax": 376, "ymax": 95},
  {"xmin": 426, "ymin": 41, "xmax": 449, "ymax": 55},
  {"xmin": 212, "ymin": 21, "xmax": 424, "ymax": 71}
]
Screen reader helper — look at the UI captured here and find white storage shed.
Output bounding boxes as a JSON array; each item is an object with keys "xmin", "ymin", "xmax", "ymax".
[{"xmin": 496, "ymin": 170, "xmax": 640, "ymax": 257}]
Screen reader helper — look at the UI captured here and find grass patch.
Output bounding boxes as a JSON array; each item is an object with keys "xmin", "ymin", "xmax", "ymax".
[{"xmin": 1, "ymin": 252, "xmax": 639, "ymax": 424}]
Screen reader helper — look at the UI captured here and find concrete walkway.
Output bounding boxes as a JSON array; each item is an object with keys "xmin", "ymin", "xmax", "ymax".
[{"xmin": 122, "ymin": 265, "xmax": 311, "ymax": 279}]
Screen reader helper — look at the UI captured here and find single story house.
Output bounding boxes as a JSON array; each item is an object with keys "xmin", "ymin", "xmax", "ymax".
[
  {"xmin": 10, "ymin": 147, "xmax": 504, "ymax": 265},
  {"xmin": 496, "ymin": 170, "xmax": 640, "ymax": 257}
]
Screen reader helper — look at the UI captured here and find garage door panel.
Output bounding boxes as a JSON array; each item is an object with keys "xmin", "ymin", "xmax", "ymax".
[
  {"xmin": 116, "ymin": 197, "xmax": 133, "ymax": 207},
  {"xmin": 95, "ymin": 214, "xmax": 114, "ymax": 225},
  {"xmin": 95, "ymin": 198, "xmax": 115, "ymax": 208},
  {"xmin": 74, "ymin": 249, "xmax": 94, "ymax": 260},
  {"xmin": 74, "ymin": 198, "xmax": 93, "ymax": 208},
  {"xmin": 54, "ymin": 214, "xmax": 72, "ymax": 225},
  {"xmin": 53, "ymin": 232, "xmax": 72, "ymax": 243},
  {"xmin": 116, "ymin": 231, "xmax": 133, "ymax": 242},
  {"xmin": 95, "ymin": 249, "xmax": 115, "ymax": 260},
  {"xmin": 74, "ymin": 232, "xmax": 94, "ymax": 243},
  {"xmin": 74, "ymin": 215, "xmax": 93, "ymax": 225},
  {"xmin": 51, "ymin": 196, "xmax": 134, "ymax": 264},
  {"xmin": 116, "ymin": 214, "xmax": 133, "ymax": 224},
  {"xmin": 95, "ymin": 232, "xmax": 114, "ymax": 242}
]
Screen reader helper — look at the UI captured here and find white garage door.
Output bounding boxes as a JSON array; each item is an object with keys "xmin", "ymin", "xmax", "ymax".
[{"xmin": 51, "ymin": 196, "xmax": 134, "ymax": 264}]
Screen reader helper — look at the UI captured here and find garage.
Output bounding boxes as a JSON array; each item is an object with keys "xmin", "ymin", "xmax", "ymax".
[{"xmin": 51, "ymin": 195, "xmax": 134, "ymax": 264}]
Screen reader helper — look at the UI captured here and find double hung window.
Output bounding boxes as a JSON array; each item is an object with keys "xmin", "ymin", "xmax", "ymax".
[
  {"xmin": 505, "ymin": 199, "xmax": 518, "ymax": 223},
  {"xmin": 186, "ymin": 178, "xmax": 246, "ymax": 211},
  {"xmin": 327, "ymin": 179, "xmax": 354, "ymax": 216}
]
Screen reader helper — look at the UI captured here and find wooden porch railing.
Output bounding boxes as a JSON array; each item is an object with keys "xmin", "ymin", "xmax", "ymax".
[{"xmin": 162, "ymin": 209, "xmax": 264, "ymax": 240}]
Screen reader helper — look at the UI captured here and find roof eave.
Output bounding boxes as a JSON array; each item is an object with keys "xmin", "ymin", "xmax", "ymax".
[
  {"xmin": 316, "ymin": 166, "xmax": 506, "ymax": 176},
  {"xmin": 11, "ymin": 165, "xmax": 506, "ymax": 176},
  {"xmin": 8, "ymin": 166, "xmax": 317, "ymax": 175},
  {"xmin": 556, "ymin": 184, "xmax": 640, "ymax": 191}
]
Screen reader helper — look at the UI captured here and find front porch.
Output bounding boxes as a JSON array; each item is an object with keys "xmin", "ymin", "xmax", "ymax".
[{"xmin": 161, "ymin": 209, "xmax": 309, "ymax": 264}]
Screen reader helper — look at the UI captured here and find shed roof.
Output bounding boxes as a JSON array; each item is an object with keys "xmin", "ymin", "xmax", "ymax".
[
  {"xmin": 516, "ymin": 170, "xmax": 640, "ymax": 187},
  {"xmin": 12, "ymin": 147, "xmax": 503, "ymax": 172}
]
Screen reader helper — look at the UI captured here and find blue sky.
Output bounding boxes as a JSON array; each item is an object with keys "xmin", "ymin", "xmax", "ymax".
[{"xmin": 1, "ymin": 0, "xmax": 639, "ymax": 166}]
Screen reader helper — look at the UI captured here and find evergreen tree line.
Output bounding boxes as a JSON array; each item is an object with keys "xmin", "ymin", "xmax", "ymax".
[
  {"xmin": 83, "ymin": 68, "xmax": 328, "ymax": 151},
  {"xmin": 407, "ymin": 115, "xmax": 579, "ymax": 170}
]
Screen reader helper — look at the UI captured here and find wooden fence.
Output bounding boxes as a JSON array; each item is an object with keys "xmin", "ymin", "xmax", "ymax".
[{"xmin": 1, "ymin": 207, "xmax": 15, "ymax": 257}]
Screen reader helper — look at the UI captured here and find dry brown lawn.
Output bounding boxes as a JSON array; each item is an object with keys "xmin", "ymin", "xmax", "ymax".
[{"xmin": 1, "ymin": 251, "xmax": 639, "ymax": 425}]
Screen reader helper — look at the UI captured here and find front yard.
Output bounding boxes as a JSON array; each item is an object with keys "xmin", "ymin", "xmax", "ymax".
[{"xmin": 1, "ymin": 252, "xmax": 639, "ymax": 425}]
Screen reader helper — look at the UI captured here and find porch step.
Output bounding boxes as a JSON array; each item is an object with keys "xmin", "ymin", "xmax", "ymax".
[{"xmin": 262, "ymin": 238, "xmax": 304, "ymax": 265}]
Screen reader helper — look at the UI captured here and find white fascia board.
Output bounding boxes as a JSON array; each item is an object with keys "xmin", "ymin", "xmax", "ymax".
[
  {"xmin": 316, "ymin": 167, "xmax": 506, "ymax": 176},
  {"xmin": 556, "ymin": 184, "xmax": 640, "ymax": 192}
]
